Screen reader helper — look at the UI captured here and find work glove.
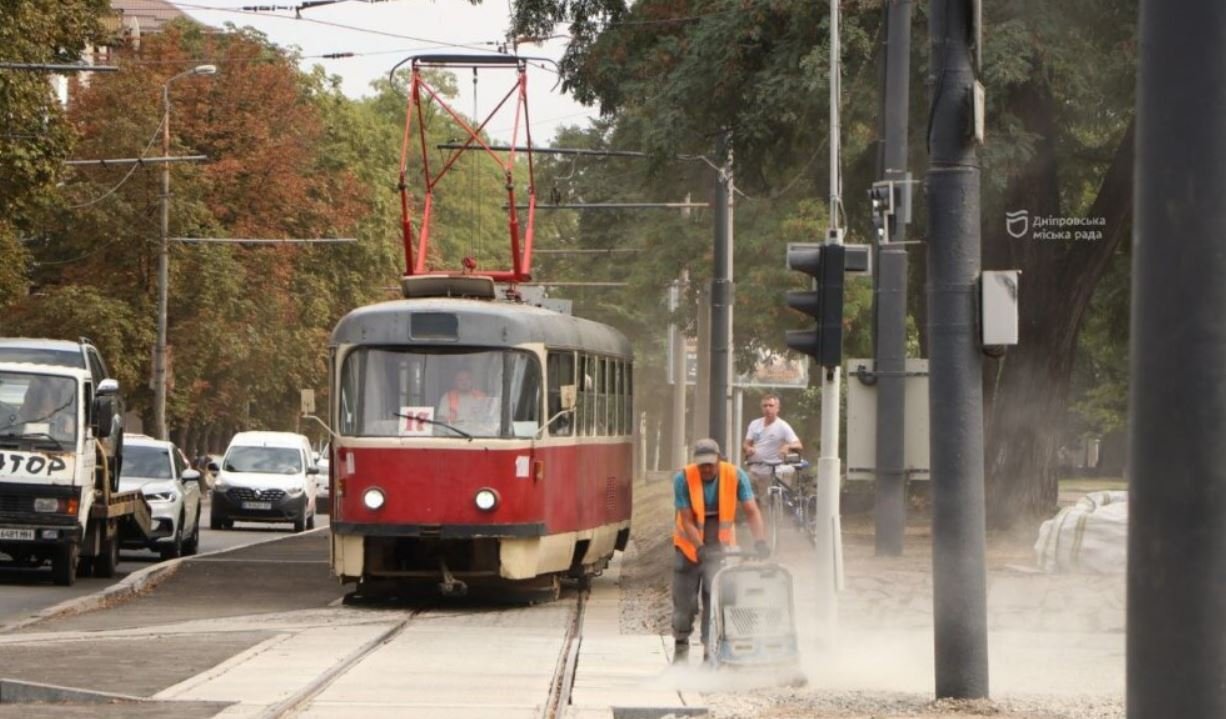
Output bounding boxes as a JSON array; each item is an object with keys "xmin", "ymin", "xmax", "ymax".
[{"xmin": 754, "ymin": 540, "xmax": 771, "ymax": 560}]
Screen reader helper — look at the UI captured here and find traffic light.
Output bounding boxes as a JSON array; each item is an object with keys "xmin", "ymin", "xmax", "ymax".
[{"xmin": 785, "ymin": 242, "xmax": 870, "ymax": 369}]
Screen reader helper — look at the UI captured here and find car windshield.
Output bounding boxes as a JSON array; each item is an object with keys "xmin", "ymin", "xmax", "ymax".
[
  {"xmin": 225, "ymin": 446, "xmax": 303, "ymax": 475},
  {"xmin": 0, "ymin": 347, "xmax": 83, "ymax": 369},
  {"xmin": 121, "ymin": 444, "xmax": 173, "ymax": 481},
  {"xmin": 0, "ymin": 370, "xmax": 78, "ymax": 444},
  {"xmin": 338, "ymin": 347, "xmax": 541, "ymax": 439}
]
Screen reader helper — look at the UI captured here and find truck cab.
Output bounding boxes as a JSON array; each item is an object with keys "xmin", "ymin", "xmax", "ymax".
[{"xmin": 0, "ymin": 360, "xmax": 139, "ymax": 585}]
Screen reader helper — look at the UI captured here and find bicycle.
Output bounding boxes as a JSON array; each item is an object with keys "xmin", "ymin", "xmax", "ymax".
[{"xmin": 746, "ymin": 454, "xmax": 814, "ymax": 554}]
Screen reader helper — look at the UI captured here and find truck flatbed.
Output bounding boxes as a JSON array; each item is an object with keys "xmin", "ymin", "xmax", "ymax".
[{"xmin": 90, "ymin": 489, "xmax": 154, "ymax": 540}]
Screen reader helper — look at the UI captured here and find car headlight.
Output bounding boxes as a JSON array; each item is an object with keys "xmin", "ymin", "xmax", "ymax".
[
  {"xmin": 214, "ymin": 477, "xmax": 230, "ymax": 491},
  {"xmin": 145, "ymin": 491, "xmax": 180, "ymax": 502},
  {"xmin": 362, "ymin": 487, "xmax": 385, "ymax": 510},
  {"xmin": 286, "ymin": 485, "xmax": 304, "ymax": 496},
  {"xmin": 474, "ymin": 488, "xmax": 499, "ymax": 512},
  {"xmin": 33, "ymin": 497, "xmax": 60, "ymax": 513}
]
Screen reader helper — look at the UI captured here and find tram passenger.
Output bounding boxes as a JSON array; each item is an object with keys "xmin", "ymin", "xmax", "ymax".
[
  {"xmin": 671, "ymin": 438, "xmax": 769, "ymax": 664},
  {"xmin": 742, "ymin": 393, "xmax": 803, "ymax": 499},
  {"xmin": 435, "ymin": 368, "xmax": 496, "ymax": 435}
]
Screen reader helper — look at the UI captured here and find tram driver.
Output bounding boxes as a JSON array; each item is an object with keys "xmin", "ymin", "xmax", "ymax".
[{"xmin": 435, "ymin": 368, "xmax": 497, "ymax": 435}]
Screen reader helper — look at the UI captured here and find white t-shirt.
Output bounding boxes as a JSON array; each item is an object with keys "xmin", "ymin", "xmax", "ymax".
[{"xmin": 745, "ymin": 417, "xmax": 800, "ymax": 465}]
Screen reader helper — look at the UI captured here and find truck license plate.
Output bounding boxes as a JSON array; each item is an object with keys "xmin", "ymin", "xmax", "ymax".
[
  {"xmin": 242, "ymin": 501, "xmax": 272, "ymax": 510},
  {"xmin": 0, "ymin": 529, "xmax": 36, "ymax": 541}
]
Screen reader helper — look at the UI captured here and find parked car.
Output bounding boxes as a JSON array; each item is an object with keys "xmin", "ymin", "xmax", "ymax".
[
  {"xmin": 210, "ymin": 431, "xmax": 319, "ymax": 533},
  {"xmin": 118, "ymin": 434, "xmax": 203, "ymax": 559},
  {"xmin": 313, "ymin": 442, "xmax": 330, "ymax": 512}
]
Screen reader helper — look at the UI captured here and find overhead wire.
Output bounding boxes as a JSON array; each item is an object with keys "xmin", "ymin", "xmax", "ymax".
[{"xmin": 63, "ymin": 115, "xmax": 167, "ymax": 209}]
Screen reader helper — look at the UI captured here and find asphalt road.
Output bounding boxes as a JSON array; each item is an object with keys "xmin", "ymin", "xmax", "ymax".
[{"xmin": 0, "ymin": 498, "xmax": 330, "ymax": 627}]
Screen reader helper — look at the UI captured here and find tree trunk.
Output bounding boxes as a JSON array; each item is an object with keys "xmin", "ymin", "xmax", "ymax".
[{"xmin": 981, "ymin": 78, "xmax": 1135, "ymax": 528}]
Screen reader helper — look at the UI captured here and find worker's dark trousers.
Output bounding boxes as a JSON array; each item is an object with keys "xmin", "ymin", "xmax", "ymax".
[{"xmin": 672, "ymin": 545, "xmax": 721, "ymax": 646}]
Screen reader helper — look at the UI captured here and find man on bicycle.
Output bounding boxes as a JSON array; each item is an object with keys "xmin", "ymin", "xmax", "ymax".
[
  {"xmin": 672, "ymin": 438, "xmax": 769, "ymax": 664},
  {"xmin": 743, "ymin": 393, "xmax": 803, "ymax": 499}
]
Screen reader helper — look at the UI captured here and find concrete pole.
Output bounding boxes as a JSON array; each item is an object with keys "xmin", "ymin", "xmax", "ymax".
[
  {"xmin": 926, "ymin": 0, "xmax": 989, "ymax": 699},
  {"xmin": 670, "ymin": 273, "xmax": 689, "ymax": 469},
  {"xmin": 1128, "ymin": 2, "xmax": 1226, "ymax": 716},
  {"xmin": 708, "ymin": 138, "xmax": 734, "ymax": 452},
  {"xmin": 692, "ymin": 290, "xmax": 711, "ymax": 444},
  {"xmin": 154, "ymin": 83, "xmax": 170, "ymax": 441},
  {"xmin": 874, "ymin": 0, "xmax": 913, "ymax": 556}
]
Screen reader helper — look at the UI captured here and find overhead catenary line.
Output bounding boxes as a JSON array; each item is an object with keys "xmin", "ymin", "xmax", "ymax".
[
  {"xmin": 169, "ymin": 237, "xmax": 357, "ymax": 244},
  {"xmin": 0, "ymin": 63, "xmax": 118, "ymax": 73},
  {"xmin": 64, "ymin": 155, "xmax": 208, "ymax": 167}
]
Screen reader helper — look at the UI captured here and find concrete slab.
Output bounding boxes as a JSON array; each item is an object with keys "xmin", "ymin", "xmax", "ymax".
[
  {"xmin": 301, "ymin": 702, "xmax": 543, "ymax": 719},
  {"xmin": 165, "ymin": 622, "xmax": 401, "ymax": 706}
]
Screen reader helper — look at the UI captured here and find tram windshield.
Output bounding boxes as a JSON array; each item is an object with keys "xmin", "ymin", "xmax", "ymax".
[{"xmin": 339, "ymin": 347, "xmax": 542, "ymax": 439}]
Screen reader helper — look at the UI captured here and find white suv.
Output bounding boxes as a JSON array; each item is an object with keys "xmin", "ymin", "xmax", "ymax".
[
  {"xmin": 210, "ymin": 431, "xmax": 319, "ymax": 532},
  {"xmin": 118, "ymin": 434, "xmax": 203, "ymax": 559}
]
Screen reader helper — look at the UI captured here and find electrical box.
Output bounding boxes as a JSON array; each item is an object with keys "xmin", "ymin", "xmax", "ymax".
[
  {"xmin": 981, "ymin": 270, "xmax": 1020, "ymax": 346},
  {"xmin": 846, "ymin": 359, "xmax": 930, "ymax": 481}
]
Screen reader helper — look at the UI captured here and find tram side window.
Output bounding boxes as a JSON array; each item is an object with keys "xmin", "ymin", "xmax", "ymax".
[
  {"xmin": 593, "ymin": 356, "xmax": 605, "ymax": 435},
  {"xmin": 625, "ymin": 362, "xmax": 634, "ymax": 437},
  {"xmin": 613, "ymin": 360, "xmax": 624, "ymax": 436},
  {"xmin": 546, "ymin": 351, "xmax": 575, "ymax": 437},
  {"xmin": 582, "ymin": 354, "xmax": 597, "ymax": 437},
  {"xmin": 505, "ymin": 352, "xmax": 542, "ymax": 437}
]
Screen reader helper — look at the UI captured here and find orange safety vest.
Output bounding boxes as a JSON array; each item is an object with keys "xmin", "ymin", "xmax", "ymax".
[
  {"xmin": 444, "ymin": 389, "xmax": 486, "ymax": 422},
  {"xmin": 673, "ymin": 461, "xmax": 739, "ymax": 564}
]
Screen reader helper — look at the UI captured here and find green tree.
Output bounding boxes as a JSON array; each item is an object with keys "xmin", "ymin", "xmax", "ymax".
[
  {"xmin": 511, "ymin": 0, "xmax": 1137, "ymax": 525},
  {"xmin": 0, "ymin": 0, "xmax": 109, "ymax": 299}
]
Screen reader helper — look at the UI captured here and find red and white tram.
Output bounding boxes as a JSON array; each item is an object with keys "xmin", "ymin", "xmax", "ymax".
[
  {"xmin": 326, "ymin": 54, "xmax": 632, "ymax": 599},
  {"xmin": 326, "ymin": 278, "xmax": 633, "ymax": 598}
]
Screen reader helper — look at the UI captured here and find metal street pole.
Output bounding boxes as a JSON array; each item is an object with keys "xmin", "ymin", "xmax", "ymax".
[
  {"xmin": 874, "ymin": 0, "xmax": 913, "ymax": 556},
  {"xmin": 154, "ymin": 65, "xmax": 216, "ymax": 441},
  {"xmin": 1129, "ymin": 2, "xmax": 1226, "ymax": 716},
  {"xmin": 926, "ymin": 0, "xmax": 989, "ymax": 699},
  {"xmin": 813, "ymin": 0, "xmax": 847, "ymax": 642}
]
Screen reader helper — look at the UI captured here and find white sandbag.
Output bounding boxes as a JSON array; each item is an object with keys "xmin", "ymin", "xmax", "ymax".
[{"xmin": 1034, "ymin": 490, "xmax": 1128, "ymax": 573}]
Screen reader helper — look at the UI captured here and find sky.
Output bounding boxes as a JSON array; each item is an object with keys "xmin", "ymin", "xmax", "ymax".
[{"xmin": 167, "ymin": 0, "xmax": 598, "ymax": 142}]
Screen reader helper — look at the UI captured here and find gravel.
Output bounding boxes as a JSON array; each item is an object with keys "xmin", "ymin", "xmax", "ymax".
[{"xmin": 618, "ymin": 477, "xmax": 1125, "ymax": 718}]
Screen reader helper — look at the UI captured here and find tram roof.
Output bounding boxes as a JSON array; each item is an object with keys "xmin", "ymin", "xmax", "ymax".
[{"xmin": 331, "ymin": 297, "xmax": 632, "ymax": 357}]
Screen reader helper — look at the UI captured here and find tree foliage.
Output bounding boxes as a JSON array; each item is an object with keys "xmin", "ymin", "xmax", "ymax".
[{"xmin": 514, "ymin": 0, "xmax": 1136, "ymax": 524}]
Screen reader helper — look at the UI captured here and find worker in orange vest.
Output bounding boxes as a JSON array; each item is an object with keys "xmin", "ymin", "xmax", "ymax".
[{"xmin": 672, "ymin": 438, "xmax": 769, "ymax": 664}]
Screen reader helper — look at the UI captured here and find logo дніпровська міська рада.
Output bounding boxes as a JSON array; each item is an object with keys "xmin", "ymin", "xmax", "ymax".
[{"xmin": 1005, "ymin": 209, "xmax": 1106, "ymax": 241}]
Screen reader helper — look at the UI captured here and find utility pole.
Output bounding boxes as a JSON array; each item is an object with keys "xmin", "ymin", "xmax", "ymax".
[
  {"xmin": 873, "ymin": 0, "xmax": 913, "ymax": 556},
  {"xmin": 692, "ymin": 290, "xmax": 711, "ymax": 444},
  {"xmin": 926, "ymin": 0, "xmax": 989, "ymax": 700},
  {"xmin": 155, "ymin": 65, "xmax": 216, "ymax": 441},
  {"xmin": 1129, "ymin": 2, "xmax": 1226, "ymax": 716},
  {"xmin": 708, "ymin": 136, "xmax": 734, "ymax": 451},
  {"xmin": 669, "ymin": 272, "xmax": 689, "ymax": 470}
]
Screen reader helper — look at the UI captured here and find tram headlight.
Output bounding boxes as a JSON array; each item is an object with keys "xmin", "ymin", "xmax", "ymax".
[
  {"xmin": 362, "ymin": 487, "xmax": 386, "ymax": 510},
  {"xmin": 474, "ymin": 488, "xmax": 499, "ymax": 512}
]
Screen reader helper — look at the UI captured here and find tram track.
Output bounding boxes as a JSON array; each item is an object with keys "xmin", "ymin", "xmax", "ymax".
[
  {"xmin": 259, "ymin": 584, "xmax": 590, "ymax": 719},
  {"xmin": 260, "ymin": 606, "xmax": 425, "ymax": 719},
  {"xmin": 542, "ymin": 586, "xmax": 589, "ymax": 719}
]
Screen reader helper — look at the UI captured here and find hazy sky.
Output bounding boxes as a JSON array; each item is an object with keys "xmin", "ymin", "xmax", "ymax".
[{"xmin": 168, "ymin": 0, "xmax": 597, "ymax": 142}]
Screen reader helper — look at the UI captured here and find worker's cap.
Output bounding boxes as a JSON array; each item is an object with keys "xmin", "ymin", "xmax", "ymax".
[{"xmin": 693, "ymin": 438, "xmax": 721, "ymax": 466}]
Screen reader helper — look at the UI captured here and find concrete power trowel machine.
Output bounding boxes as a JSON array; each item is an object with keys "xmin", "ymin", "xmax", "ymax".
[{"xmin": 704, "ymin": 547, "xmax": 806, "ymax": 683}]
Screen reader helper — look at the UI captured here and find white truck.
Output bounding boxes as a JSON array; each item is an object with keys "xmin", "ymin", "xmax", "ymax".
[{"xmin": 0, "ymin": 360, "xmax": 151, "ymax": 585}]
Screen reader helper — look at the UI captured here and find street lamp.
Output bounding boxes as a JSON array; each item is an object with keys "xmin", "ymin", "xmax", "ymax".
[{"xmin": 154, "ymin": 64, "xmax": 216, "ymax": 440}]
